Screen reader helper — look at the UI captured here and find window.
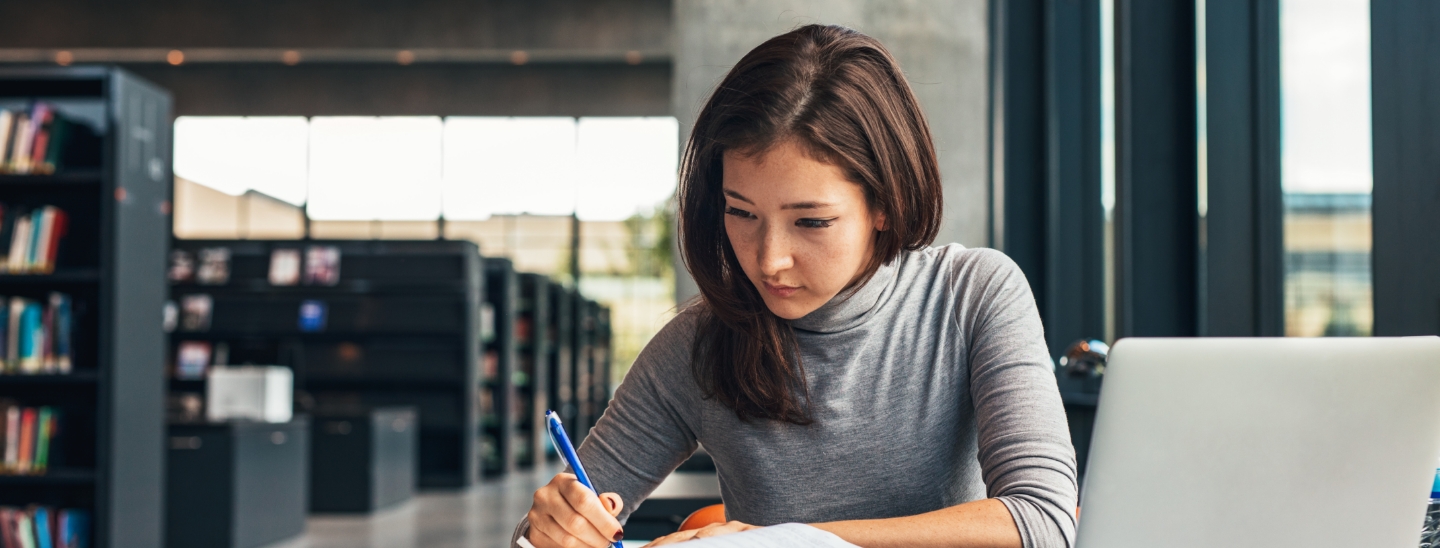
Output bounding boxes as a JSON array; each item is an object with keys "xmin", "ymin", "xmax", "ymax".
[{"xmin": 1280, "ymin": 0, "xmax": 1373, "ymax": 336}]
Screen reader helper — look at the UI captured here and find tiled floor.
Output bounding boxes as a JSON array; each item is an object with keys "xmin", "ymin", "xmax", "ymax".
[{"xmin": 266, "ymin": 464, "xmax": 560, "ymax": 548}]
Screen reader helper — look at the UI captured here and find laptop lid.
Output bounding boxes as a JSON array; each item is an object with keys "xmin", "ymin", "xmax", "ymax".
[{"xmin": 1076, "ymin": 337, "xmax": 1440, "ymax": 548}]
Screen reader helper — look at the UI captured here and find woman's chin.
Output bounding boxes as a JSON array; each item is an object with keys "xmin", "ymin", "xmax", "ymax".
[{"xmin": 763, "ymin": 296, "xmax": 822, "ymax": 321}]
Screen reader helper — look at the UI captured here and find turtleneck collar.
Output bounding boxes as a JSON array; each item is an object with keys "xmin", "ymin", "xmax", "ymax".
[{"xmin": 788, "ymin": 254, "xmax": 900, "ymax": 334}]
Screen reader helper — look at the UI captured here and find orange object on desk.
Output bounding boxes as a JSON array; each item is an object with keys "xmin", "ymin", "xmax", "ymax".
[{"xmin": 679, "ymin": 504, "xmax": 726, "ymax": 531}]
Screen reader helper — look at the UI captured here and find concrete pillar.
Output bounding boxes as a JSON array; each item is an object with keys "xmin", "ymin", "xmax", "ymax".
[{"xmin": 672, "ymin": 0, "xmax": 992, "ymax": 303}]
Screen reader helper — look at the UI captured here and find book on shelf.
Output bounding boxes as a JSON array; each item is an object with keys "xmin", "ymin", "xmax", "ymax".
[
  {"xmin": 0, "ymin": 400, "xmax": 60, "ymax": 475},
  {"xmin": 303, "ymin": 245, "xmax": 340, "ymax": 286},
  {"xmin": 268, "ymin": 248, "xmax": 301, "ymax": 286},
  {"xmin": 0, "ymin": 102, "xmax": 100, "ymax": 176},
  {"xmin": 0, "ymin": 204, "xmax": 68, "ymax": 275},
  {"xmin": 0, "ymin": 292, "xmax": 74, "ymax": 375},
  {"xmin": 298, "ymin": 299, "xmax": 327, "ymax": 332},
  {"xmin": 167, "ymin": 249, "xmax": 195, "ymax": 283},
  {"xmin": 195, "ymin": 247, "xmax": 230, "ymax": 285},
  {"xmin": 0, "ymin": 506, "xmax": 89, "ymax": 548},
  {"xmin": 179, "ymin": 294, "xmax": 212, "ymax": 332},
  {"xmin": 174, "ymin": 341, "xmax": 211, "ymax": 380}
]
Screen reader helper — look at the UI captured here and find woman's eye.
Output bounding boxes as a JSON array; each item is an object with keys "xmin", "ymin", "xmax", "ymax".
[
  {"xmin": 724, "ymin": 206, "xmax": 754, "ymax": 219},
  {"xmin": 796, "ymin": 218, "xmax": 836, "ymax": 229}
]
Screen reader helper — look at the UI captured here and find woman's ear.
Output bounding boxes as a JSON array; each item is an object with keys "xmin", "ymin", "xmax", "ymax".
[{"xmin": 874, "ymin": 210, "xmax": 888, "ymax": 231}]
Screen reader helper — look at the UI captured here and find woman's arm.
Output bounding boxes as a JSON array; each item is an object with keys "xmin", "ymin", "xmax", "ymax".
[
  {"xmin": 514, "ymin": 311, "xmax": 708, "ymax": 547},
  {"xmin": 812, "ymin": 498, "xmax": 1021, "ymax": 548},
  {"xmin": 953, "ymin": 249, "xmax": 1079, "ymax": 547},
  {"xmin": 647, "ymin": 491, "xmax": 1022, "ymax": 548}
]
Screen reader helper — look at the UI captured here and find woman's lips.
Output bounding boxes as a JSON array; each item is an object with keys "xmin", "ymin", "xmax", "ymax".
[{"xmin": 763, "ymin": 282, "xmax": 800, "ymax": 298}]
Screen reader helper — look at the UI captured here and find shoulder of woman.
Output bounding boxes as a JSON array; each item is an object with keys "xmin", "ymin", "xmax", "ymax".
[
  {"xmin": 916, "ymin": 244, "xmax": 1027, "ymax": 289},
  {"xmin": 627, "ymin": 303, "xmax": 707, "ymax": 379}
]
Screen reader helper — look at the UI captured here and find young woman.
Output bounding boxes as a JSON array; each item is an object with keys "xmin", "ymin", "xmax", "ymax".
[{"xmin": 517, "ymin": 24, "xmax": 1077, "ymax": 548}]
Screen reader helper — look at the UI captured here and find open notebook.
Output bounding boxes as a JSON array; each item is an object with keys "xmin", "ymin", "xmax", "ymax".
[{"xmin": 617, "ymin": 523, "xmax": 860, "ymax": 547}]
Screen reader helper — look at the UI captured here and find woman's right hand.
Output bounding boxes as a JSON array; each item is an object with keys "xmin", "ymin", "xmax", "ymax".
[{"xmin": 527, "ymin": 473, "xmax": 625, "ymax": 547}]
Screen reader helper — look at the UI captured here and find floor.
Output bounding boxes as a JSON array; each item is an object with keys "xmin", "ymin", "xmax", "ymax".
[{"xmin": 266, "ymin": 464, "xmax": 561, "ymax": 548}]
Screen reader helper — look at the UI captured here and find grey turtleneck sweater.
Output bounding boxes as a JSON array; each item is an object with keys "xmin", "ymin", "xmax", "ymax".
[{"xmin": 516, "ymin": 245, "xmax": 1077, "ymax": 547}]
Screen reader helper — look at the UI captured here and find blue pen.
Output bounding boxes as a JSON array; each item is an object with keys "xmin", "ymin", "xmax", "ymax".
[{"xmin": 546, "ymin": 410, "xmax": 624, "ymax": 548}]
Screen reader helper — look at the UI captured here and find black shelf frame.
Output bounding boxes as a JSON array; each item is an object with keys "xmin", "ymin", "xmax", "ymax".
[
  {"xmin": 166, "ymin": 239, "xmax": 484, "ymax": 489},
  {"xmin": 546, "ymin": 284, "xmax": 575, "ymax": 463},
  {"xmin": 513, "ymin": 273, "xmax": 550, "ymax": 470},
  {"xmin": 481, "ymin": 257, "xmax": 518, "ymax": 478},
  {"xmin": 0, "ymin": 66, "xmax": 172, "ymax": 548},
  {"xmin": 572, "ymin": 298, "xmax": 610, "ymax": 443}
]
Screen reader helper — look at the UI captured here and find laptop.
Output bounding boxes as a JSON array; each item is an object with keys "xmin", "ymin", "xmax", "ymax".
[{"xmin": 1076, "ymin": 337, "xmax": 1440, "ymax": 548}]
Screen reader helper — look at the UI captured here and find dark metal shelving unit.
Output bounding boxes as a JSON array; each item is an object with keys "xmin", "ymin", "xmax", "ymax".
[
  {"xmin": 167, "ymin": 239, "xmax": 484, "ymax": 489},
  {"xmin": 0, "ymin": 65, "xmax": 172, "ymax": 548}
]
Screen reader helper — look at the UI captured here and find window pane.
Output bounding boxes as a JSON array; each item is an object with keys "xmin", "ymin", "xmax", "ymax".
[
  {"xmin": 1281, "ymin": 0, "xmax": 1373, "ymax": 336},
  {"xmin": 173, "ymin": 116, "xmax": 309, "ymax": 205},
  {"xmin": 308, "ymin": 117, "xmax": 443, "ymax": 221},
  {"xmin": 442, "ymin": 117, "xmax": 578, "ymax": 220},
  {"xmin": 575, "ymin": 117, "xmax": 679, "ymax": 221}
]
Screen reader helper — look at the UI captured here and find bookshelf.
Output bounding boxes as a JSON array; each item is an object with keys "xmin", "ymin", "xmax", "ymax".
[
  {"xmin": 0, "ymin": 66, "xmax": 172, "ymax": 548},
  {"xmin": 593, "ymin": 304, "xmax": 613, "ymax": 424},
  {"xmin": 545, "ymin": 283, "xmax": 574, "ymax": 462},
  {"xmin": 513, "ymin": 273, "xmax": 550, "ymax": 469},
  {"xmin": 481, "ymin": 257, "xmax": 517, "ymax": 477},
  {"xmin": 573, "ymin": 298, "xmax": 613, "ymax": 442},
  {"xmin": 166, "ymin": 239, "xmax": 484, "ymax": 488}
]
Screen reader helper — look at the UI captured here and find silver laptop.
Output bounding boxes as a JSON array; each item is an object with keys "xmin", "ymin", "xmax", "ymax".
[{"xmin": 1076, "ymin": 337, "xmax": 1440, "ymax": 548}]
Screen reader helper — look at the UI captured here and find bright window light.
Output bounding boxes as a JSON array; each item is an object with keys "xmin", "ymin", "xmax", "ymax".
[
  {"xmin": 173, "ymin": 116, "xmax": 679, "ymax": 222},
  {"xmin": 576, "ymin": 117, "xmax": 679, "ymax": 221},
  {"xmin": 307, "ymin": 117, "xmax": 444, "ymax": 220},
  {"xmin": 1280, "ymin": 0, "xmax": 1371, "ymax": 193},
  {"xmin": 173, "ymin": 116, "xmax": 309, "ymax": 205},
  {"xmin": 443, "ymin": 117, "xmax": 578, "ymax": 220}
]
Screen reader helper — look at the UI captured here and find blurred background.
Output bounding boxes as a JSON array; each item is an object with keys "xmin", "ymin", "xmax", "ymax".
[{"xmin": 1, "ymin": 0, "xmax": 1436, "ymax": 547}]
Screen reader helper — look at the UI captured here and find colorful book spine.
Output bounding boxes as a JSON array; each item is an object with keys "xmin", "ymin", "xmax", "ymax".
[
  {"xmin": 51, "ymin": 293, "xmax": 71, "ymax": 374},
  {"xmin": 15, "ymin": 407, "xmax": 34, "ymax": 473},
  {"xmin": 32, "ymin": 407, "xmax": 52, "ymax": 473},
  {"xmin": 17, "ymin": 301, "xmax": 41, "ymax": 374},
  {"xmin": 0, "ymin": 507, "xmax": 88, "ymax": 548},
  {"xmin": 0, "ymin": 103, "xmax": 83, "ymax": 175},
  {"xmin": 3, "ymin": 406, "xmax": 17, "ymax": 471},
  {"xmin": 0, "ymin": 404, "xmax": 59, "ymax": 476}
]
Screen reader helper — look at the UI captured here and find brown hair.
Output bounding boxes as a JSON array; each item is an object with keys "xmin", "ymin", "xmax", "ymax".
[{"xmin": 677, "ymin": 24, "xmax": 943, "ymax": 425}]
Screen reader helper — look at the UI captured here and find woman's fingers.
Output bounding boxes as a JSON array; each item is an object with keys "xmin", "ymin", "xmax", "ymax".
[
  {"xmin": 528, "ymin": 474, "xmax": 621, "ymax": 547},
  {"xmin": 642, "ymin": 522, "xmax": 757, "ymax": 546},
  {"xmin": 556, "ymin": 478, "xmax": 624, "ymax": 542},
  {"xmin": 544, "ymin": 510, "xmax": 614, "ymax": 547},
  {"xmin": 600, "ymin": 492, "xmax": 625, "ymax": 518},
  {"xmin": 526, "ymin": 513, "xmax": 567, "ymax": 548},
  {"xmin": 692, "ymin": 521, "xmax": 757, "ymax": 539},
  {"xmin": 641, "ymin": 529, "xmax": 699, "ymax": 547}
]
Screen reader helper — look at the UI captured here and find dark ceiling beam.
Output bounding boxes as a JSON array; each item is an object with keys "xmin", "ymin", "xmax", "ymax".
[{"xmin": 0, "ymin": 48, "xmax": 672, "ymax": 66}]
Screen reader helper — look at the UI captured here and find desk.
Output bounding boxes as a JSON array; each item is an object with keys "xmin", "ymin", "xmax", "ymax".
[{"xmin": 626, "ymin": 472, "xmax": 723, "ymax": 540}]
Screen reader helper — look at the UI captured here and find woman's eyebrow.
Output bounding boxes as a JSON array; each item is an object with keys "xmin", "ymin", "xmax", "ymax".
[
  {"xmin": 723, "ymin": 189, "xmax": 834, "ymax": 210},
  {"xmin": 780, "ymin": 201, "xmax": 833, "ymax": 210},
  {"xmin": 723, "ymin": 189, "xmax": 754, "ymax": 204}
]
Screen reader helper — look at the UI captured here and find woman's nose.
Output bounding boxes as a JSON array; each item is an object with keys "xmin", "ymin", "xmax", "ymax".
[{"xmin": 757, "ymin": 225, "xmax": 794, "ymax": 275}]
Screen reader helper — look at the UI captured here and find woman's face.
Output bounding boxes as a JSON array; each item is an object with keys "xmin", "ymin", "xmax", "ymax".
[{"xmin": 721, "ymin": 140, "xmax": 884, "ymax": 320}]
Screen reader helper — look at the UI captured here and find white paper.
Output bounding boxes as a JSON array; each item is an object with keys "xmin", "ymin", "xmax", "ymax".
[{"xmin": 656, "ymin": 523, "xmax": 860, "ymax": 548}]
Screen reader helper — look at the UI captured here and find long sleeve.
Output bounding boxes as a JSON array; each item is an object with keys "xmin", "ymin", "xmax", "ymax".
[
  {"xmin": 511, "ymin": 311, "xmax": 704, "ymax": 547},
  {"xmin": 959, "ymin": 250, "xmax": 1079, "ymax": 548}
]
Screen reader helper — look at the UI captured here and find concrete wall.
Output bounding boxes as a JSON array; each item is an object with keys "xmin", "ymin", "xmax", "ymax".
[{"xmin": 671, "ymin": 0, "xmax": 992, "ymax": 302}]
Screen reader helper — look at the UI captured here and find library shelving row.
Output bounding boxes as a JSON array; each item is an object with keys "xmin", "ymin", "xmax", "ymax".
[
  {"xmin": 167, "ymin": 239, "xmax": 485, "ymax": 488},
  {"xmin": 165, "ymin": 239, "xmax": 613, "ymax": 488},
  {"xmin": 0, "ymin": 66, "xmax": 172, "ymax": 548}
]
